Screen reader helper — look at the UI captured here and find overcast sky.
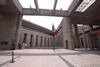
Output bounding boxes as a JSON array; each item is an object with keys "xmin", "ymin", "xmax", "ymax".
[
  {"xmin": 18, "ymin": 0, "xmax": 73, "ymax": 30},
  {"xmin": 23, "ymin": 16, "xmax": 63, "ymax": 30}
]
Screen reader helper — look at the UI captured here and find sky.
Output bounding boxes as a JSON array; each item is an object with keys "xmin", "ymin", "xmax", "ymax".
[
  {"xmin": 23, "ymin": 16, "xmax": 63, "ymax": 30},
  {"xmin": 18, "ymin": 0, "xmax": 73, "ymax": 30}
]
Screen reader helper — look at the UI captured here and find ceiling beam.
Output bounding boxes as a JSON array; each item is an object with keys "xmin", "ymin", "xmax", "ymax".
[
  {"xmin": 68, "ymin": 0, "xmax": 83, "ymax": 16},
  {"xmin": 34, "ymin": 0, "xmax": 39, "ymax": 10},
  {"xmin": 11, "ymin": 0, "xmax": 23, "ymax": 13},
  {"xmin": 53, "ymin": 0, "xmax": 58, "ymax": 11},
  {"xmin": 22, "ymin": 8, "xmax": 68, "ymax": 17}
]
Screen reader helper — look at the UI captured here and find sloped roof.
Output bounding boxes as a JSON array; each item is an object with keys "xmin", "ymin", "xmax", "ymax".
[{"xmin": 22, "ymin": 20, "xmax": 53, "ymax": 35}]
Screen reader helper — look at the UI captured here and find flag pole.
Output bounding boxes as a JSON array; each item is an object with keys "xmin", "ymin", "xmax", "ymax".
[
  {"xmin": 52, "ymin": 24, "xmax": 55, "ymax": 50},
  {"xmin": 53, "ymin": 32, "xmax": 55, "ymax": 50}
]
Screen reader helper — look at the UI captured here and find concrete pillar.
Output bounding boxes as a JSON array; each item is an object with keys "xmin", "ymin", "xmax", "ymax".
[
  {"xmin": 0, "ymin": 14, "xmax": 22, "ymax": 50},
  {"xmin": 38, "ymin": 36, "xmax": 40, "ymax": 48},
  {"xmin": 14, "ymin": 15, "xmax": 23, "ymax": 49},
  {"xmin": 73, "ymin": 24, "xmax": 80, "ymax": 48},
  {"xmin": 89, "ymin": 25, "xmax": 94, "ymax": 49},
  {"xmin": 82, "ymin": 26, "xmax": 88, "ymax": 48},
  {"xmin": 62, "ymin": 17, "xmax": 75, "ymax": 50},
  {"xmin": 34, "ymin": 35, "xmax": 36, "ymax": 48}
]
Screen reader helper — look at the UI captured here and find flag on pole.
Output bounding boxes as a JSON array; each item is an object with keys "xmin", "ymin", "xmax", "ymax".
[
  {"xmin": 52, "ymin": 24, "xmax": 55, "ymax": 50},
  {"xmin": 52, "ymin": 24, "xmax": 55, "ymax": 36},
  {"xmin": 54, "ymin": 30, "xmax": 58, "ymax": 35},
  {"xmin": 52, "ymin": 24, "xmax": 58, "ymax": 36}
]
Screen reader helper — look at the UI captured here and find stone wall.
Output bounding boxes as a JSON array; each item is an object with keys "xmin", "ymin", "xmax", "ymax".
[{"xmin": 19, "ymin": 26, "xmax": 53, "ymax": 49}]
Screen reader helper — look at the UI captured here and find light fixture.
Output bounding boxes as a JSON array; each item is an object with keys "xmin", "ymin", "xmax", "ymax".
[
  {"xmin": 77, "ymin": 24, "xmax": 83, "ymax": 26},
  {"xmin": 76, "ymin": 0, "xmax": 96, "ymax": 12}
]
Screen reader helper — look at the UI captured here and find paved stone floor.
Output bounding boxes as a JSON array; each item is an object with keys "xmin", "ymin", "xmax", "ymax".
[{"xmin": 0, "ymin": 49, "xmax": 100, "ymax": 67}]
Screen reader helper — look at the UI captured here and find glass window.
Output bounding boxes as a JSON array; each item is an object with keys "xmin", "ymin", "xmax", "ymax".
[
  {"xmin": 36, "ymin": 35, "xmax": 38, "ymax": 47},
  {"xmin": 23, "ymin": 33, "xmax": 27, "ymax": 43},
  {"xmin": 44, "ymin": 37, "xmax": 46, "ymax": 47},
  {"xmin": 30, "ymin": 34, "xmax": 33, "ymax": 47}
]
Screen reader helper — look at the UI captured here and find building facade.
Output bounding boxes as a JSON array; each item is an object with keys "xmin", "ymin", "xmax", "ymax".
[
  {"xmin": 19, "ymin": 20, "xmax": 53, "ymax": 49},
  {"xmin": 54, "ymin": 18, "xmax": 100, "ymax": 50},
  {"xmin": 54, "ymin": 18, "xmax": 75, "ymax": 49},
  {"xmin": 78, "ymin": 25, "xmax": 100, "ymax": 50}
]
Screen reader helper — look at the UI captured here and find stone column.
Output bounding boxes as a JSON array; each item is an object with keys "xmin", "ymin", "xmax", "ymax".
[
  {"xmin": 73, "ymin": 24, "xmax": 80, "ymax": 48},
  {"xmin": 89, "ymin": 25, "xmax": 94, "ymax": 49},
  {"xmin": 13, "ymin": 15, "xmax": 23, "ymax": 49},
  {"xmin": 82, "ymin": 26, "xmax": 88, "ymax": 48},
  {"xmin": 62, "ymin": 17, "xmax": 75, "ymax": 50}
]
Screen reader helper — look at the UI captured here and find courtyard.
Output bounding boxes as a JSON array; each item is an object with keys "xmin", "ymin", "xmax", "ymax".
[{"xmin": 0, "ymin": 49, "xmax": 100, "ymax": 67}]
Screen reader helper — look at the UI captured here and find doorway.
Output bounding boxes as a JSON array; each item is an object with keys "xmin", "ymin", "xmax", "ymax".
[
  {"xmin": 65, "ymin": 40, "xmax": 68, "ymax": 49},
  {"xmin": 30, "ymin": 34, "xmax": 33, "ymax": 47}
]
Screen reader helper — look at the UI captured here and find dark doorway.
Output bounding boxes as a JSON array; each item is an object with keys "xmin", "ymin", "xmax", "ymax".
[
  {"xmin": 36, "ymin": 35, "xmax": 38, "ymax": 47},
  {"xmin": 40, "ymin": 36, "xmax": 42, "ymax": 47},
  {"xmin": 91, "ymin": 34, "xmax": 99, "ymax": 49},
  {"xmin": 65, "ymin": 40, "xmax": 68, "ymax": 49},
  {"xmin": 48, "ymin": 38, "xmax": 49, "ymax": 48},
  {"xmin": 30, "ymin": 34, "xmax": 33, "ymax": 47},
  {"xmin": 80, "ymin": 38, "xmax": 84, "ymax": 48},
  {"xmin": 23, "ymin": 33, "xmax": 27, "ymax": 43},
  {"xmin": 44, "ymin": 37, "xmax": 46, "ymax": 47}
]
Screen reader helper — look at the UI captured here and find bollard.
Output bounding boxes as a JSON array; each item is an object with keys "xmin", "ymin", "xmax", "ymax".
[{"xmin": 10, "ymin": 51, "xmax": 15, "ymax": 63}]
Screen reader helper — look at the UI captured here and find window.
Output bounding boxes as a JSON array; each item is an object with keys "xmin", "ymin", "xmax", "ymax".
[
  {"xmin": 56, "ymin": 0, "xmax": 73, "ymax": 10},
  {"xmin": 44, "ymin": 37, "xmax": 46, "ymax": 47},
  {"xmin": 51, "ymin": 38, "xmax": 53, "ymax": 47},
  {"xmin": 40, "ymin": 36, "xmax": 43, "ymax": 47},
  {"xmin": 48, "ymin": 38, "xmax": 49, "ymax": 47},
  {"xmin": 36, "ymin": 35, "xmax": 38, "ymax": 47},
  {"xmin": 23, "ymin": 33, "xmax": 27, "ymax": 43},
  {"xmin": 30, "ymin": 34, "xmax": 33, "ymax": 47},
  {"xmin": 1, "ymin": 41, "xmax": 8, "ymax": 45}
]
